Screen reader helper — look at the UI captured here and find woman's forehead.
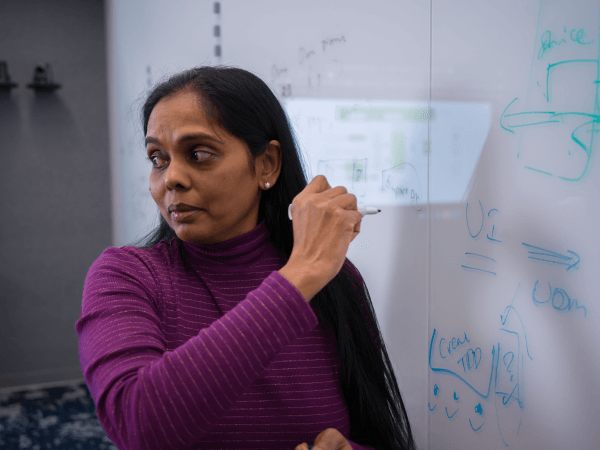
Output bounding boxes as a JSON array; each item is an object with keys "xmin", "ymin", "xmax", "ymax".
[
  {"xmin": 147, "ymin": 91, "xmax": 224, "ymax": 140},
  {"xmin": 150, "ymin": 92, "xmax": 206, "ymax": 125}
]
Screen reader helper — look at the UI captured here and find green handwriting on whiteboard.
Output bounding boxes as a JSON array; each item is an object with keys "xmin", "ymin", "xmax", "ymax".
[{"xmin": 538, "ymin": 27, "xmax": 595, "ymax": 59}]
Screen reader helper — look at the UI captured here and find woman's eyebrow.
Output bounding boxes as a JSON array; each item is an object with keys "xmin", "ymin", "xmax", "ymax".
[{"xmin": 144, "ymin": 133, "xmax": 224, "ymax": 147}]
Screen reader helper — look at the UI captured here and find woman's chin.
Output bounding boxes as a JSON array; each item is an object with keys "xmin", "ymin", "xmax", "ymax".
[{"xmin": 174, "ymin": 227, "xmax": 209, "ymax": 244}]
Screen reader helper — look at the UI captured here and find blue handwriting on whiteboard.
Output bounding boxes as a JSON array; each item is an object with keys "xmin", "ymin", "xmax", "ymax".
[
  {"xmin": 446, "ymin": 406, "xmax": 459, "ymax": 419},
  {"xmin": 469, "ymin": 402, "xmax": 485, "ymax": 432},
  {"xmin": 522, "ymin": 242, "xmax": 580, "ymax": 270},
  {"xmin": 500, "ymin": 284, "xmax": 533, "ymax": 360},
  {"xmin": 463, "ymin": 201, "xmax": 501, "ymax": 275},
  {"xmin": 532, "ymin": 280, "xmax": 587, "ymax": 317},
  {"xmin": 430, "ymin": 329, "xmax": 496, "ymax": 399},
  {"xmin": 466, "ymin": 202, "xmax": 501, "ymax": 242},
  {"xmin": 457, "ymin": 348, "xmax": 482, "ymax": 373},
  {"xmin": 428, "ymin": 384, "xmax": 439, "ymax": 412},
  {"xmin": 429, "ymin": 284, "xmax": 533, "ymax": 444},
  {"xmin": 439, "ymin": 332, "xmax": 470, "ymax": 359}
]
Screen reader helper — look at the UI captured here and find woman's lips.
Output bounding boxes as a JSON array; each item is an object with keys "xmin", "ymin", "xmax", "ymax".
[{"xmin": 170, "ymin": 209, "xmax": 202, "ymax": 222}]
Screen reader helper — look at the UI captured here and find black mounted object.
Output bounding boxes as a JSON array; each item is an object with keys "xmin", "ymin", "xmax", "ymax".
[
  {"xmin": 27, "ymin": 63, "xmax": 61, "ymax": 91},
  {"xmin": 0, "ymin": 61, "xmax": 18, "ymax": 91}
]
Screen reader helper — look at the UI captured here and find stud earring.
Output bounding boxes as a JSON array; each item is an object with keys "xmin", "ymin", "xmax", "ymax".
[{"xmin": 265, "ymin": 182, "xmax": 270, "ymax": 189}]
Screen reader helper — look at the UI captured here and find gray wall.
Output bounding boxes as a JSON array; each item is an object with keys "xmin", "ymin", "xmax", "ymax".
[{"xmin": 0, "ymin": 0, "xmax": 112, "ymax": 388}]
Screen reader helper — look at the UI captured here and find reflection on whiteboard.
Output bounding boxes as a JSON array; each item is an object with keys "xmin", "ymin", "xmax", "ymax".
[{"xmin": 285, "ymin": 99, "xmax": 491, "ymax": 205}]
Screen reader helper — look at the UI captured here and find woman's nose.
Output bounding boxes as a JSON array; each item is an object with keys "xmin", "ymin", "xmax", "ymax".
[{"xmin": 164, "ymin": 158, "xmax": 191, "ymax": 190}]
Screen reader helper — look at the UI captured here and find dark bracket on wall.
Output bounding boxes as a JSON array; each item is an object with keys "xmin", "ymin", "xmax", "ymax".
[
  {"xmin": 27, "ymin": 63, "xmax": 61, "ymax": 91},
  {"xmin": 27, "ymin": 82, "xmax": 61, "ymax": 91},
  {"xmin": 0, "ymin": 61, "xmax": 18, "ymax": 90},
  {"xmin": 0, "ymin": 82, "xmax": 18, "ymax": 91}
]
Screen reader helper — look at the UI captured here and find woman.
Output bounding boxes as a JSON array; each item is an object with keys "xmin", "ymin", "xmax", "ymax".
[{"xmin": 76, "ymin": 66, "xmax": 415, "ymax": 450}]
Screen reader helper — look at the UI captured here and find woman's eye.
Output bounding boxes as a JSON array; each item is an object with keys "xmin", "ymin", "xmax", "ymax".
[
  {"xmin": 147, "ymin": 149, "xmax": 212, "ymax": 168},
  {"xmin": 192, "ymin": 150, "xmax": 213, "ymax": 162},
  {"xmin": 148, "ymin": 154, "xmax": 166, "ymax": 168}
]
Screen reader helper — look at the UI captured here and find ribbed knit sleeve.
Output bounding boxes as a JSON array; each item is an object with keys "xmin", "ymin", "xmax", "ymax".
[{"xmin": 76, "ymin": 247, "xmax": 319, "ymax": 450}]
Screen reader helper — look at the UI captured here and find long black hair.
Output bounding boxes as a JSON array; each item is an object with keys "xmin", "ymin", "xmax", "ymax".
[{"xmin": 135, "ymin": 66, "xmax": 415, "ymax": 450}]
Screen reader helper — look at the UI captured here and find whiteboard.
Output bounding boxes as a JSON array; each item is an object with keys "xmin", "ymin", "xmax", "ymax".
[
  {"xmin": 428, "ymin": 0, "xmax": 600, "ymax": 448},
  {"xmin": 108, "ymin": 0, "xmax": 600, "ymax": 448}
]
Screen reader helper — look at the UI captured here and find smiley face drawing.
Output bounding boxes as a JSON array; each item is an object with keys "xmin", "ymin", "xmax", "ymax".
[
  {"xmin": 429, "ymin": 382, "xmax": 486, "ymax": 432},
  {"xmin": 428, "ymin": 384, "xmax": 439, "ymax": 412},
  {"xmin": 445, "ymin": 389, "xmax": 459, "ymax": 420},
  {"xmin": 428, "ymin": 383, "xmax": 461, "ymax": 421},
  {"xmin": 469, "ymin": 402, "xmax": 485, "ymax": 432}
]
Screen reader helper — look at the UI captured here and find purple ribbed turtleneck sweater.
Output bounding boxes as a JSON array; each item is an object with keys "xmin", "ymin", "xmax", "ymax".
[{"xmin": 76, "ymin": 220, "xmax": 374, "ymax": 450}]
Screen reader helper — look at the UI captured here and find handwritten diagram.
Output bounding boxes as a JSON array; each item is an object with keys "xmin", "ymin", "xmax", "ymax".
[{"xmin": 500, "ymin": 5, "xmax": 600, "ymax": 181}]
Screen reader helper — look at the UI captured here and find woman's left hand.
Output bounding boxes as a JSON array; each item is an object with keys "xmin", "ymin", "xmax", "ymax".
[{"xmin": 294, "ymin": 428, "xmax": 353, "ymax": 450}]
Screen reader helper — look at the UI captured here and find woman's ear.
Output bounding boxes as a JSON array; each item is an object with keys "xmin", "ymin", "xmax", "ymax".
[{"xmin": 258, "ymin": 140, "xmax": 282, "ymax": 187}]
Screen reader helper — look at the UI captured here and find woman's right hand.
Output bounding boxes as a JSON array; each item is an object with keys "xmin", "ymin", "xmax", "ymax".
[{"xmin": 278, "ymin": 175, "xmax": 362, "ymax": 302}]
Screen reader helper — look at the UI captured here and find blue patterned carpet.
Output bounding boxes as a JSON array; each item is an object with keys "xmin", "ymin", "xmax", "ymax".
[{"xmin": 0, "ymin": 380, "xmax": 116, "ymax": 449}]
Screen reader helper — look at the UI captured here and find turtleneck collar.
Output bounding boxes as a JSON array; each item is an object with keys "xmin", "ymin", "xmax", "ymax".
[{"xmin": 180, "ymin": 220, "xmax": 273, "ymax": 268}]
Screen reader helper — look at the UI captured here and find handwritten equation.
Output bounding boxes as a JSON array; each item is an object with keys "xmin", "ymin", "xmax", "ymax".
[{"xmin": 270, "ymin": 34, "xmax": 347, "ymax": 98}]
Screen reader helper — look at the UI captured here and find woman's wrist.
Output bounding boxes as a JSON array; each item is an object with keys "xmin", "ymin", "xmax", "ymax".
[{"xmin": 278, "ymin": 263, "xmax": 323, "ymax": 302}]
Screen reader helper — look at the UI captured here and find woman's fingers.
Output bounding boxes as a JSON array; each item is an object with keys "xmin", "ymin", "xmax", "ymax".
[
  {"xmin": 302, "ymin": 174, "xmax": 332, "ymax": 194},
  {"xmin": 312, "ymin": 428, "xmax": 353, "ymax": 450},
  {"xmin": 290, "ymin": 192, "xmax": 360, "ymax": 228},
  {"xmin": 326, "ymin": 192, "xmax": 357, "ymax": 211},
  {"xmin": 319, "ymin": 185, "xmax": 348, "ymax": 200},
  {"xmin": 294, "ymin": 429, "xmax": 351, "ymax": 450},
  {"xmin": 303, "ymin": 176, "xmax": 353, "ymax": 204},
  {"xmin": 291, "ymin": 175, "xmax": 358, "ymax": 214}
]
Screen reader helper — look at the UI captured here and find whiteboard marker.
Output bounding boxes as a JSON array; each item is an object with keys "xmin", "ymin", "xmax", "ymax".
[
  {"xmin": 357, "ymin": 205, "xmax": 381, "ymax": 216},
  {"xmin": 288, "ymin": 204, "xmax": 381, "ymax": 220}
]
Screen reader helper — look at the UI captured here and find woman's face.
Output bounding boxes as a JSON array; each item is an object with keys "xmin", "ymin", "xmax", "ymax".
[{"xmin": 146, "ymin": 90, "xmax": 279, "ymax": 244}]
